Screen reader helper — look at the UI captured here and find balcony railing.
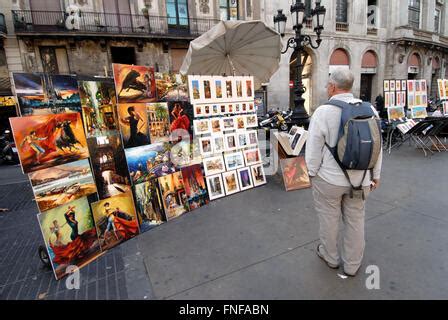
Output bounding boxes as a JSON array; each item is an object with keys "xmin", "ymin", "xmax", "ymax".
[
  {"xmin": 336, "ymin": 22, "xmax": 349, "ymax": 32},
  {"xmin": 367, "ymin": 28, "xmax": 378, "ymax": 36},
  {"xmin": 0, "ymin": 13, "xmax": 7, "ymax": 35},
  {"xmin": 12, "ymin": 10, "xmax": 220, "ymax": 38}
]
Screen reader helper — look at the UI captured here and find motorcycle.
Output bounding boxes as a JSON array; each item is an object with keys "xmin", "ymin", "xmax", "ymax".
[
  {"xmin": 259, "ymin": 109, "xmax": 293, "ymax": 132},
  {"xmin": 0, "ymin": 130, "xmax": 19, "ymax": 165}
]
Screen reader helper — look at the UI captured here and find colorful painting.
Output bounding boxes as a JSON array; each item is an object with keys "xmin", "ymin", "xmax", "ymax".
[
  {"xmin": 158, "ymin": 172, "xmax": 189, "ymax": 220},
  {"xmin": 147, "ymin": 102, "xmax": 171, "ymax": 143},
  {"xmin": 113, "ymin": 63, "xmax": 156, "ymax": 103},
  {"xmin": 134, "ymin": 181, "xmax": 166, "ymax": 233},
  {"xmin": 222, "ymin": 170, "xmax": 240, "ymax": 196},
  {"xmin": 251, "ymin": 164, "xmax": 267, "ymax": 187},
  {"xmin": 12, "ymin": 73, "xmax": 82, "ymax": 116},
  {"xmin": 79, "ymin": 80, "xmax": 118, "ymax": 138},
  {"xmin": 118, "ymin": 103, "xmax": 150, "ymax": 148},
  {"xmin": 29, "ymin": 159, "xmax": 97, "ymax": 213},
  {"xmin": 280, "ymin": 157, "xmax": 311, "ymax": 192},
  {"xmin": 10, "ymin": 113, "xmax": 89, "ymax": 174},
  {"xmin": 38, "ymin": 197, "xmax": 101, "ymax": 280},
  {"xmin": 87, "ymin": 133, "xmax": 131, "ymax": 199},
  {"xmin": 237, "ymin": 167, "xmax": 253, "ymax": 191},
  {"xmin": 387, "ymin": 106, "xmax": 406, "ymax": 121},
  {"xmin": 125, "ymin": 142, "xmax": 175, "ymax": 184},
  {"xmin": 168, "ymin": 101, "xmax": 193, "ymax": 137},
  {"xmin": 411, "ymin": 106, "xmax": 428, "ymax": 119},
  {"xmin": 155, "ymin": 72, "xmax": 189, "ymax": 102},
  {"xmin": 206, "ymin": 174, "xmax": 225, "ymax": 200},
  {"xmin": 181, "ymin": 164, "xmax": 209, "ymax": 210},
  {"xmin": 91, "ymin": 192, "xmax": 140, "ymax": 251}
]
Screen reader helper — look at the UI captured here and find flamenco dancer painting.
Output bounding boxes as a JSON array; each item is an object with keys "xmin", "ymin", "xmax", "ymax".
[
  {"xmin": 92, "ymin": 192, "xmax": 140, "ymax": 251},
  {"xmin": 168, "ymin": 101, "xmax": 193, "ymax": 139},
  {"xmin": 118, "ymin": 104, "xmax": 150, "ymax": 148},
  {"xmin": 10, "ymin": 113, "xmax": 89, "ymax": 173},
  {"xmin": 38, "ymin": 197, "xmax": 101, "ymax": 280}
]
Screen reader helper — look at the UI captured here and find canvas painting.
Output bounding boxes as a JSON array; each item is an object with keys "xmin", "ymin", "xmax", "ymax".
[
  {"xmin": 387, "ymin": 106, "xmax": 406, "ymax": 121},
  {"xmin": 171, "ymin": 140, "xmax": 197, "ymax": 168},
  {"xmin": 113, "ymin": 63, "xmax": 156, "ymax": 103},
  {"xmin": 280, "ymin": 157, "xmax": 311, "ymax": 192},
  {"xmin": 125, "ymin": 142, "xmax": 175, "ymax": 184},
  {"xmin": 168, "ymin": 101, "xmax": 193, "ymax": 138},
  {"xmin": 222, "ymin": 170, "xmax": 240, "ymax": 196},
  {"xmin": 29, "ymin": 159, "xmax": 97, "ymax": 213},
  {"xmin": 205, "ymin": 174, "xmax": 225, "ymax": 200},
  {"xmin": 118, "ymin": 103, "xmax": 150, "ymax": 148},
  {"xmin": 87, "ymin": 133, "xmax": 131, "ymax": 199},
  {"xmin": 12, "ymin": 73, "xmax": 82, "ymax": 116},
  {"xmin": 155, "ymin": 72, "xmax": 189, "ymax": 102},
  {"xmin": 147, "ymin": 102, "xmax": 171, "ymax": 143},
  {"xmin": 38, "ymin": 197, "xmax": 101, "ymax": 280},
  {"xmin": 251, "ymin": 164, "xmax": 267, "ymax": 187},
  {"xmin": 411, "ymin": 106, "xmax": 428, "ymax": 119},
  {"xmin": 181, "ymin": 164, "xmax": 209, "ymax": 210},
  {"xmin": 134, "ymin": 181, "xmax": 166, "ymax": 233},
  {"xmin": 10, "ymin": 113, "xmax": 89, "ymax": 174},
  {"xmin": 157, "ymin": 172, "xmax": 189, "ymax": 220},
  {"xmin": 79, "ymin": 80, "xmax": 119, "ymax": 138}
]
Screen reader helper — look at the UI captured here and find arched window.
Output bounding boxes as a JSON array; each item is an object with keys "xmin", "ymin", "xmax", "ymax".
[
  {"xmin": 408, "ymin": 52, "xmax": 421, "ymax": 78},
  {"xmin": 329, "ymin": 48, "xmax": 350, "ymax": 73}
]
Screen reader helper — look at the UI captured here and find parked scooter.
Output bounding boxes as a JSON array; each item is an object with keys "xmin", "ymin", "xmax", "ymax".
[
  {"xmin": 0, "ymin": 130, "xmax": 19, "ymax": 165},
  {"xmin": 259, "ymin": 109, "xmax": 293, "ymax": 131}
]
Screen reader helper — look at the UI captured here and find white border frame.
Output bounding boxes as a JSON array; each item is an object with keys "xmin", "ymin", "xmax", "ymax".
[
  {"xmin": 237, "ymin": 167, "xmax": 254, "ymax": 191},
  {"xmin": 203, "ymin": 155, "xmax": 226, "ymax": 176},
  {"xmin": 251, "ymin": 164, "xmax": 267, "ymax": 187},
  {"xmin": 206, "ymin": 173, "xmax": 226, "ymax": 200},
  {"xmin": 243, "ymin": 148, "xmax": 262, "ymax": 166},
  {"xmin": 222, "ymin": 170, "xmax": 241, "ymax": 196},
  {"xmin": 223, "ymin": 150, "xmax": 245, "ymax": 171},
  {"xmin": 193, "ymin": 119, "xmax": 211, "ymax": 135}
]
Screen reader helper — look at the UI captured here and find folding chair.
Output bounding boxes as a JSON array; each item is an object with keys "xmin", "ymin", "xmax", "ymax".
[{"xmin": 406, "ymin": 119, "xmax": 436, "ymax": 157}]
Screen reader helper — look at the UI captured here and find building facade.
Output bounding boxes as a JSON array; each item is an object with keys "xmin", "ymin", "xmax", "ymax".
[
  {"xmin": 262, "ymin": 0, "xmax": 448, "ymax": 113},
  {"xmin": 0, "ymin": 0, "xmax": 261, "ymax": 97}
]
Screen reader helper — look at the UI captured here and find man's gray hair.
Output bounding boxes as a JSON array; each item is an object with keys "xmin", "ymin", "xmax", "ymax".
[{"xmin": 329, "ymin": 68, "xmax": 354, "ymax": 91}]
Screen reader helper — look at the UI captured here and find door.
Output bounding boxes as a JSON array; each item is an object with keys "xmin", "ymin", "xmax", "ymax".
[
  {"xmin": 360, "ymin": 74, "xmax": 373, "ymax": 102},
  {"xmin": 166, "ymin": 0, "xmax": 189, "ymax": 31}
]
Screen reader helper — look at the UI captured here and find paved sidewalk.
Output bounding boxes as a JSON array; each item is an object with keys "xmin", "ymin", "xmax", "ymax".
[{"xmin": 1, "ymin": 145, "xmax": 448, "ymax": 299}]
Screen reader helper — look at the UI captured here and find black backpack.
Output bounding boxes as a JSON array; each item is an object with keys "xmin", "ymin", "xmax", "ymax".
[{"xmin": 324, "ymin": 100, "xmax": 382, "ymax": 198}]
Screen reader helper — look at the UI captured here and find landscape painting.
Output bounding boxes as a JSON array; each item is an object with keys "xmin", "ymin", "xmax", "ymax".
[
  {"xmin": 10, "ymin": 113, "xmax": 89, "ymax": 174},
  {"xmin": 79, "ymin": 80, "xmax": 119, "ymax": 138},
  {"xmin": 113, "ymin": 64, "xmax": 156, "ymax": 103},
  {"xmin": 37, "ymin": 197, "xmax": 101, "ymax": 280},
  {"xmin": 91, "ymin": 192, "xmax": 140, "ymax": 251},
  {"xmin": 12, "ymin": 73, "xmax": 81, "ymax": 116},
  {"xmin": 29, "ymin": 159, "xmax": 97, "ymax": 213}
]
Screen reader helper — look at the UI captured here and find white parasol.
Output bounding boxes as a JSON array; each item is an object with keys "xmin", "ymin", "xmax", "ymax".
[{"xmin": 180, "ymin": 20, "xmax": 282, "ymax": 89}]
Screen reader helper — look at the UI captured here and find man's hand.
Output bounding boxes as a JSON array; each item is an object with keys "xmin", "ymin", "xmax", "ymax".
[{"xmin": 371, "ymin": 179, "xmax": 380, "ymax": 191}]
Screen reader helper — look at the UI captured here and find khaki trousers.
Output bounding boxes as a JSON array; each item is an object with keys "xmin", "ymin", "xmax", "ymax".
[{"xmin": 311, "ymin": 175, "xmax": 370, "ymax": 274}]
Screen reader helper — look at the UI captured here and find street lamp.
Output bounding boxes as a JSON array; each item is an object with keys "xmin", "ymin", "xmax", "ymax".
[{"xmin": 274, "ymin": 0, "xmax": 326, "ymax": 127}]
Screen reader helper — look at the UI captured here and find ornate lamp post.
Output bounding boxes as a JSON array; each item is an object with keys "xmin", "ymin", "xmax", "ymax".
[{"xmin": 274, "ymin": 0, "xmax": 326, "ymax": 127}]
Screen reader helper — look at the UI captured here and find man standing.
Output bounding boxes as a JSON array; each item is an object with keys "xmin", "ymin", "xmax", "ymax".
[{"xmin": 305, "ymin": 68, "xmax": 383, "ymax": 277}]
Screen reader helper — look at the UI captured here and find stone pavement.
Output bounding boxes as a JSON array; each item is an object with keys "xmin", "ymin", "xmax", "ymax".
[{"xmin": 1, "ymin": 145, "xmax": 448, "ymax": 300}]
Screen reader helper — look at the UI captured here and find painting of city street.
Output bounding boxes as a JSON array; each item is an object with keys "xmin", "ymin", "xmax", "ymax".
[
  {"xmin": 12, "ymin": 73, "xmax": 81, "ymax": 116},
  {"xmin": 79, "ymin": 80, "xmax": 119, "ymax": 138},
  {"xmin": 10, "ymin": 113, "xmax": 89, "ymax": 174},
  {"xmin": 134, "ymin": 180, "xmax": 167, "ymax": 233},
  {"xmin": 38, "ymin": 197, "xmax": 101, "ymax": 280},
  {"xmin": 158, "ymin": 172, "xmax": 189, "ymax": 220},
  {"xmin": 113, "ymin": 63, "xmax": 156, "ymax": 103},
  {"xmin": 125, "ymin": 142, "xmax": 176, "ymax": 184},
  {"xmin": 29, "ymin": 159, "xmax": 97, "ymax": 213},
  {"xmin": 181, "ymin": 164, "xmax": 209, "ymax": 211}
]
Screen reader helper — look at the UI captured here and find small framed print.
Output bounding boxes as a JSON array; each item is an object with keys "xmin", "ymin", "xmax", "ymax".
[
  {"xmin": 237, "ymin": 132, "xmax": 248, "ymax": 149},
  {"xmin": 226, "ymin": 104, "xmax": 234, "ymax": 114},
  {"xmin": 213, "ymin": 78, "xmax": 224, "ymax": 100},
  {"xmin": 220, "ymin": 104, "xmax": 227, "ymax": 115},
  {"xmin": 225, "ymin": 79, "xmax": 233, "ymax": 100},
  {"xmin": 193, "ymin": 119, "xmax": 211, "ymax": 135},
  {"xmin": 235, "ymin": 79, "xmax": 243, "ymax": 99},
  {"xmin": 235, "ymin": 116, "xmax": 246, "ymax": 131},
  {"xmin": 212, "ymin": 135, "xmax": 225, "ymax": 154},
  {"xmin": 199, "ymin": 136, "xmax": 213, "ymax": 157},
  {"xmin": 243, "ymin": 148, "xmax": 262, "ymax": 166},
  {"xmin": 421, "ymin": 80, "xmax": 427, "ymax": 93},
  {"xmin": 415, "ymin": 80, "xmax": 421, "ymax": 93},
  {"xmin": 237, "ymin": 167, "xmax": 254, "ymax": 191},
  {"xmin": 245, "ymin": 78, "xmax": 254, "ymax": 99},
  {"xmin": 225, "ymin": 133, "xmax": 238, "ymax": 152},
  {"xmin": 246, "ymin": 130, "xmax": 258, "ymax": 147},
  {"xmin": 396, "ymin": 80, "xmax": 401, "ymax": 91},
  {"xmin": 390, "ymin": 80, "xmax": 396, "ymax": 92},
  {"xmin": 408, "ymin": 93, "xmax": 415, "ymax": 107},
  {"xmin": 206, "ymin": 174, "xmax": 226, "ymax": 200},
  {"xmin": 234, "ymin": 103, "xmax": 241, "ymax": 114},
  {"xmin": 210, "ymin": 118, "xmax": 223, "ymax": 135},
  {"xmin": 194, "ymin": 105, "xmax": 203, "ymax": 118},
  {"xmin": 384, "ymin": 80, "xmax": 390, "ymax": 92},
  {"xmin": 222, "ymin": 170, "xmax": 240, "ymax": 196},
  {"xmin": 390, "ymin": 92, "xmax": 396, "ymax": 107},
  {"xmin": 189, "ymin": 76, "xmax": 202, "ymax": 103},
  {"xmin": 402, "ymin": 80, "xmax": 407, "ymax": 91},
  {"xmin": 245, "ymin": 114, "xmax": 258, "ymax": 128},
  {"xmin": 248, "ymin": 103, "xmax": 255, "ymax": 112},
  {"xmin": 203, "ymin": 105, "xmax": 212, "ymax": 117},
  {"xmin": 251, "ymin": 164, "xmax": 267, "ymax": 187},
  {"xmin": 203, "ymin": 155, "xmax": 226, "ymax": 176},
  {"xmin": 407, "ymin": 80, "xmax": 415, "ymax": 93},
  {"xmin": 203, "ymin": 78, "xmax": 212, "ymax": 100},
  {"xmin": 224, "ymin": 151, "xmax": 245, "ymax": 171},
  {"xmin": 222, "ymin": 116, "xmax": 236, "ymax": 131},
  {"xmin": 211, "ymin": 104, "xmax": 220, "ymax": 116}
]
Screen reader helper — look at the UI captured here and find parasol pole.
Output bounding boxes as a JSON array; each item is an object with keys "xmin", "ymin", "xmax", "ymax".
[{"xmin": 226, "ymin": 53, "xmax": 236, "ymax": 77}]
